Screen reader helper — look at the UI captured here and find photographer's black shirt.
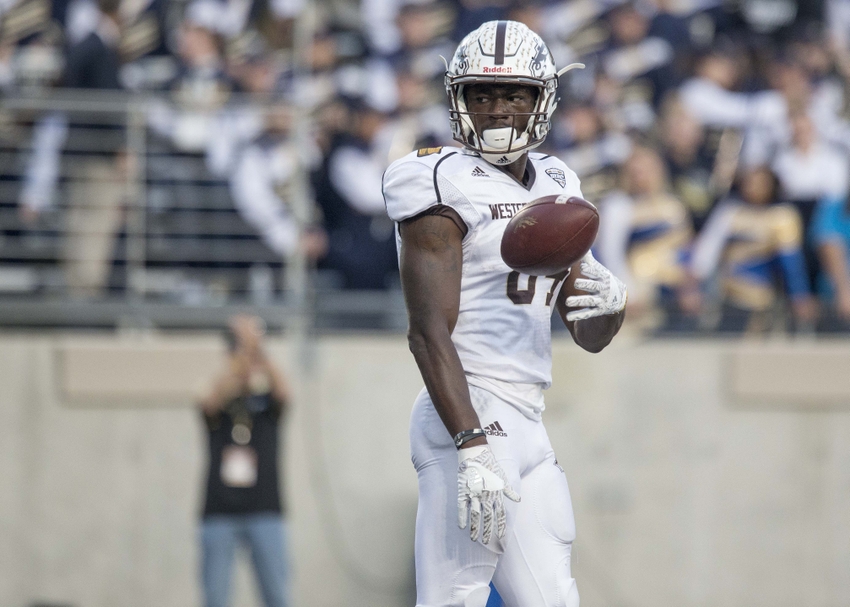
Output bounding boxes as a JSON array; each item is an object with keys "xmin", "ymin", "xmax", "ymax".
[{"xmin": 202, "ymin": 392, "xmax": 284, "ymax": 517}]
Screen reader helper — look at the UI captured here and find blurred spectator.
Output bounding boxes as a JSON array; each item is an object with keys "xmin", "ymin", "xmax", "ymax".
[
  {"xmin": 452, "ymin": 0, "xmax": 508, "ymax": 43},
  {"xmin": 392, "ymin": 0, "xmax": 455, "ymax": 63},
  {"xmin": 828, "ymin": 0, "xmax": 850, "ymax": 77},
  {"xmin": 288, "ymin": 26, "xmax": 363, "ymax": 111},
  {"xmin": 229, "ymin": 103, "xmax": 328, "ymax": 261},
  {"xmin": 62, "ymin": 0, "xmax": 172, "ymax": 87},
  {"xmin": 509, "ymin": 0, "xmax": 607, "ymax": 69},
  {"xmin": 143, "ymin": 0, "xmax": 239, "ymax": 266},
  {"xmin": 148, "ymin": 0, "xmax": 235, "ymax": 154},
  {"xmin": 657, "ymin": 95, "xmax": 717, "ymax": 230},
  {"xmin": 791, "ymin": 27, "xmax": 850, "ymax": 151},
  {"xmin": 773, "ymin": 110, "xmax": 850, "ymax": 288},
  {"xmin": 690, "ymin": 166, "xmax": 816, "ymax": 333},
  {"xmin": 647, "ymin": 0, "xmax": 716, "ymax": 51},
  {"xmin": 743, "ymin": 55, "xmax": 815, "ymax": 167},
  {"xmin": 594, "ymin": 1, "xmax": 676, "ymax": 130},
  {"xmin": 312, "ymin": 97, "xmax": 399, "ymax": 289},
  {"xmin": 773, "ymin": 111, "xmax": 849, "ymax": 202},
  {"xmin": 18, "ymin": 111, "xmax": 68, "ymax": 223},
  {"xmin": 60, "ymin": 0, "xmax": 128, "ymax": 298},
  {"xmin": 361, "ymin": 1, "xmax": 455, "ymax": 158},
  {"xmin": 116, "ymin": 0, "xmax": 174, "ymax": 90},
  {"xmin": 208, "ymin": 33, "xmax": 279, "ymax": 176},
  {"xmin": 376, "ymin": 53, "xmax": 454, "ymax": 162},
  {"xmin": 0, "ymin": 0, "xmax": 65, "ymax": 90},
  {"xmin": 17, "ymin": 0, "xmax": 173, "ymax": 222},
  {"xmin": 64, "ymin": 0, "xmax": 123, "ymax": 89},
  {"xmin": 595, "ymin": 146, "xmax": 695, "ymax": 330},
  {"xmin": 359, "ymin": 0, "xmax": 454, "ymax": 126},
  {"xmin": 812, "ymin": 193, "xmax": 850, "ymax": 331},
  {"xmin": 251, "ymin": 0, "xmax": 307, "ymax": 49},
  {"xmin": 679, "ymin": 43, "xmax": 752, "ymax": 130},
  {"xmin": 119, "ymin": 0, "xmax": 169, "ymax": 58},
  {"xmin": 360, "ymin": 0, "xmax": 458, "ymax": 58},
  {"xmin": 738, "ymin": 0, "xmax": 801, "ymax": 36},
  {"xmin": 361, "ymin": 0, "xmax": 404, "ymax": 55},
  {"xmin": 743, "ymin": 44, "xmax": 850, "ymax": 165},
  {"xmin": 199, "ymin": 315, "xmax": 291, "ymax": 607},
  {"xmin": 550, "ymin": 102, "xmax": 631, "ymax": 203}
]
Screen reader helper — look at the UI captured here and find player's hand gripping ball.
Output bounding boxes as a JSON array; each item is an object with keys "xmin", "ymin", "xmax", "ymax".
[
  {"xmin": 500, "ymin": 195, "xmax": 599, "ymax": 276},
  {"xmin": 563, "ymin": 251, "xmax": 628, "ymax": 321}
]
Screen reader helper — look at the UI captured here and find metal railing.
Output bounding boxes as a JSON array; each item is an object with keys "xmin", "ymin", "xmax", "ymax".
[{"xmin": 0, "ymin": 90, "xmax": 407, "ymax": 331}]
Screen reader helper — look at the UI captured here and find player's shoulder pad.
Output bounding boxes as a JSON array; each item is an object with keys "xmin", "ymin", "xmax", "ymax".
[
  {"xmin": 383, "ymin": 147, "xmax": 465, "ymax": 223},
  {"xmin": 393, "ymin": 146, "xmax": 461, "ymax": 170},
  {"xmin": 530, "ymin": 152, "xmax": 583, "ymax": 196},
  {"xmin": 416, "ymin": 145, "xmax": 448, "ymax": 158}
]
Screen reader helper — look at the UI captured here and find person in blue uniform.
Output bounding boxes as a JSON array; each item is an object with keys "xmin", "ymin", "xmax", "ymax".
[{"xmin": 689, "ymin": 166, "xmax": 816, "ymax": 333}]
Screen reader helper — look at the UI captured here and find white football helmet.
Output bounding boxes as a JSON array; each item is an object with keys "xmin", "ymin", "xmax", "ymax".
[{"xmin": 446, "ymin": 20, "xmax": 583, "ymax": 166}]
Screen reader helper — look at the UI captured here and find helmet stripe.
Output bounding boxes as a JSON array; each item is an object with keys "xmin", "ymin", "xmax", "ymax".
[{"xmin": 494, "ymin": 20, "xmax": 507, "ymax": 65}]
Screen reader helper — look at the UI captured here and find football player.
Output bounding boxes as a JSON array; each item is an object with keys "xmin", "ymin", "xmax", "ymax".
[{"xmin": 382, "ymin": 20, "xmax": 627, "ymax": 607}]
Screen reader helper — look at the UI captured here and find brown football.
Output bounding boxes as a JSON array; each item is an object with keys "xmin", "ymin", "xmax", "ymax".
[{"xmin": 500, "ymin": 195, "xmax": 599, "ymax": 276}]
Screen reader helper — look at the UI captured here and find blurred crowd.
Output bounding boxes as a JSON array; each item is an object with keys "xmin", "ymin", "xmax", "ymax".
[{"xmin": 5, "ymin": 0, "xmax": 850, "ymax": 333}]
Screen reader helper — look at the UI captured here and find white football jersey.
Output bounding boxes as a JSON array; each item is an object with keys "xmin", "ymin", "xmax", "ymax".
[{"xmin": 383, "ymin": 146, "xmax": 583, "ymax": 419}]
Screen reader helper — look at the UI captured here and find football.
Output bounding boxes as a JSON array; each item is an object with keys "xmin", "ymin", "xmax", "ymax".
[{"xmin": 500, "ymin": 195, "xmax": 599, "ymax": 276}]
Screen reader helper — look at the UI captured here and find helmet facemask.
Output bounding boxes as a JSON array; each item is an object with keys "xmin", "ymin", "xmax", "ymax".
[{"xmin": 447, "ymin": 75, "xmax": 558, "ymax": 166}]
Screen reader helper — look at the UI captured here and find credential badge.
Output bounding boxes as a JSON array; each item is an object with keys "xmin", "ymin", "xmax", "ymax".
[{"xmin": 546, "ymin": 168, "xmax": 566, "ymax": 188}]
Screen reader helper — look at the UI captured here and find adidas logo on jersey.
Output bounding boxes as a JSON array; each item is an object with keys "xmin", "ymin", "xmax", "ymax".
[
  {"xmin": 484, "ymin": 421, "xmax": 507, "ymax": 437},
  {"xmin": 471, "ymin": 166, "xmax": 490, "ymax": 177}
]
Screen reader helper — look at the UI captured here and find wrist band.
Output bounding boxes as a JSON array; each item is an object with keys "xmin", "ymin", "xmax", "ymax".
[{"xmin": 454, "ymin": 428, "xmax": 486, "ymax": 449}]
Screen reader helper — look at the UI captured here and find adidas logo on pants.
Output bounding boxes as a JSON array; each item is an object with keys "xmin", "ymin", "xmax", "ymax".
[{"xmin": 484, "ymin": 421, "xmax": 507, "ymax": 437}]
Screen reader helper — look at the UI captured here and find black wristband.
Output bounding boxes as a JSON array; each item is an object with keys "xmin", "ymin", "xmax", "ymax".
[{"xmin": 454, "ymin": 428, "xmax": 486, "ymax": 449}]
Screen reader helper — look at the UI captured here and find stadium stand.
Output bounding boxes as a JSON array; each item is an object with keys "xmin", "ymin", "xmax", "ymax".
[{"xmin": 0, "ymin": 0, "xmax": 848, "ymax": 334}]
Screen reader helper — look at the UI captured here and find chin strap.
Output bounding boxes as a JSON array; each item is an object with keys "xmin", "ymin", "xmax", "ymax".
[{"xmin": 478, "ymin": 127, "xmax": 531, "ymax": 166}]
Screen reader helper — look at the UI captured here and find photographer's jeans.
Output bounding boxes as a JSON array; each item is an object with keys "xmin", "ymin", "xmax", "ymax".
[{"xmin": 201, "ymin": 513, "xmax": 289, "ymax": 607}]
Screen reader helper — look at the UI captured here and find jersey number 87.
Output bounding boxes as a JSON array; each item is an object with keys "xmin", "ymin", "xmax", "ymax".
[{"xmin": 506, "ymin": 271, "xmax": 567, "ymax": 306}]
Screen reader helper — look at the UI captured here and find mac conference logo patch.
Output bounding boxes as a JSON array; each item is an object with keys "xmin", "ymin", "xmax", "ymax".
[{"xmin": 546, "ymin": 168, "xmax": 566, "ymax": 188}]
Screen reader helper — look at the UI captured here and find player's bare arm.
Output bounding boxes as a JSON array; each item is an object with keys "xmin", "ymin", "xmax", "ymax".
[
  {"xmin": 558, "ymin": 255, "xmax": 627, "ymax": 353},
  {"xmin": 401, "ymin": 209, "xmax": 521, "ymax": 545},
  {"xmin": 569, "ymin": 309, "xmax": 625, "ymax": 353},
  {"xmin": 399, "ymin": 211, "xmax": 487, "ymax": 449}
]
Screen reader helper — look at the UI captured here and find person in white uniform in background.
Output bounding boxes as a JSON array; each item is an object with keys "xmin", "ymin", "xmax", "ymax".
[{"xmin": 382, "ymin": 20, "xmax": 628, "ymax": 607}]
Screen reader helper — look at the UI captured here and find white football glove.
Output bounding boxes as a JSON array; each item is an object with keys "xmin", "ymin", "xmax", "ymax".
[
  {"xmin": 565, "ymin": 251, "xmax": 628, "ymax": 322},
  {"xmin": 457, "ymin": 445, "xmax": 521, "ymax": 545}
]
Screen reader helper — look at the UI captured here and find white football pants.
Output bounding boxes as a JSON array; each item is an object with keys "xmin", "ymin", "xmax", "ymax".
[{"xmin": 410, "ymin": 385, "xmax": 580, "ymax": 607}]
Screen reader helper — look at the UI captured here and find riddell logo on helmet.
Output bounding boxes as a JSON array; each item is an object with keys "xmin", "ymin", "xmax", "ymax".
[{"xmin": 483, "ymin": 66, "xmax": 513, "ymax": 73}]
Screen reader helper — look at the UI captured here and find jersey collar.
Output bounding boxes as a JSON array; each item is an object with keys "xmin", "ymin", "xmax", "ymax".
[{"xmin": 494, "ymin": 158, "xmax": 536, "ymax": 191}]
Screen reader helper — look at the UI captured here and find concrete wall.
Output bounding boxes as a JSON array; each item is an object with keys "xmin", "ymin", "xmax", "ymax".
[{"xmin": 1, "ymin": 333, "xmax": 849, "ymax": 607}]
